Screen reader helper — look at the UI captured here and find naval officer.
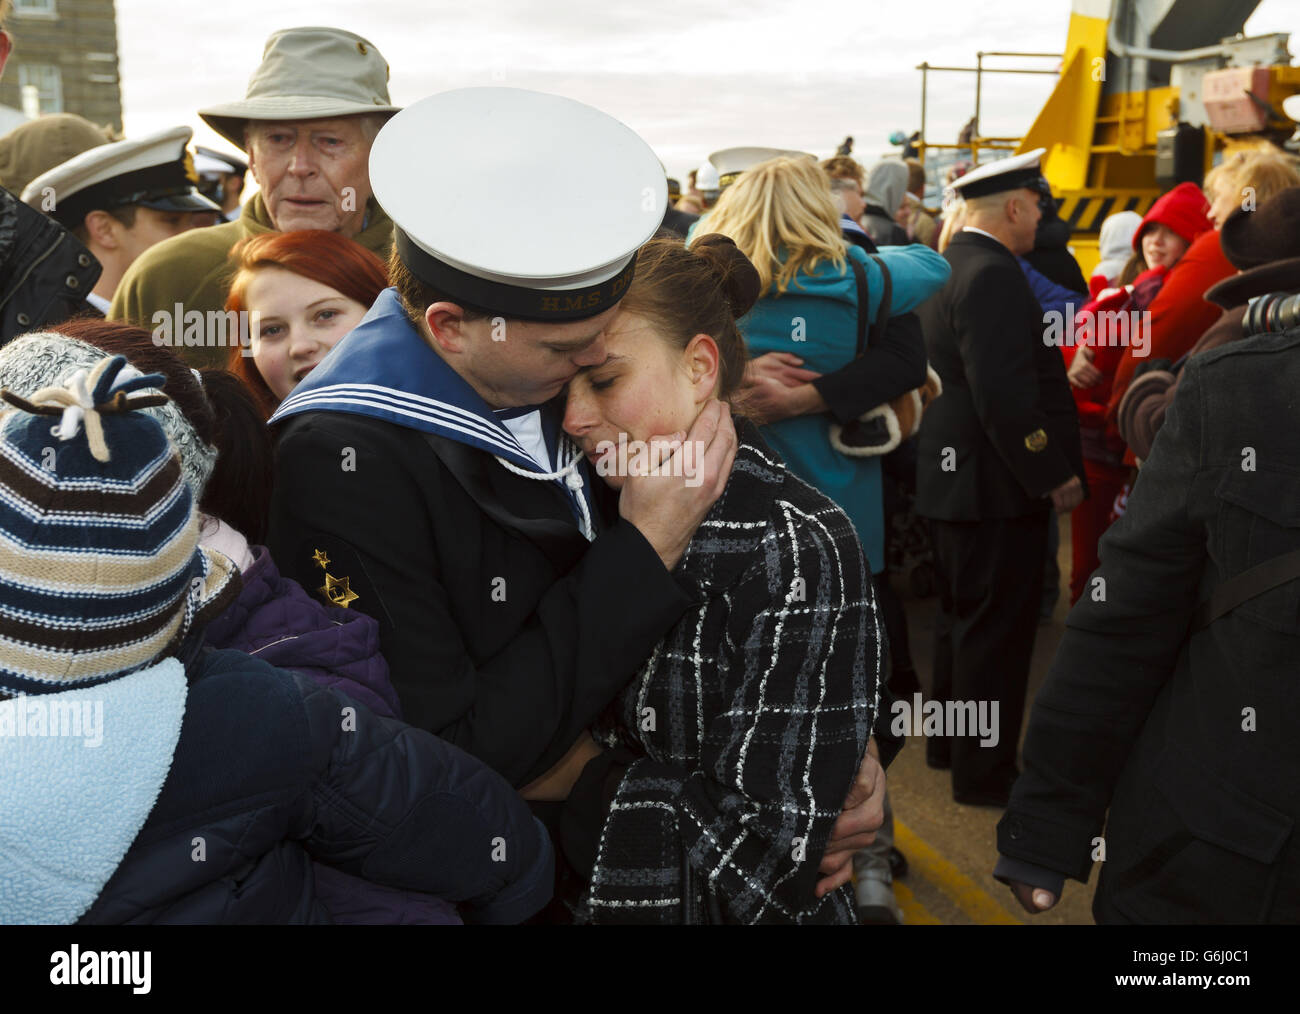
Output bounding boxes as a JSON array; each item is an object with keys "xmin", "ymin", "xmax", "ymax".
[
  {"xmin": 915, "ymin": 148, "xmax": 1085, "ymax": 806},
  {"xmin": 22, "ymin": 126, "xmax": 220, "ymax": 314}
]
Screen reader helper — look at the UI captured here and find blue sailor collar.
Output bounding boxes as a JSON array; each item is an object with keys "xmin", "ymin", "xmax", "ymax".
[
  {"xmin": 272, "ymin": 287, "xmax": 557, "ymax": 475},
  {"xmin": 270, "ymin": 288, "xmax": 597, "ymax": 539}
]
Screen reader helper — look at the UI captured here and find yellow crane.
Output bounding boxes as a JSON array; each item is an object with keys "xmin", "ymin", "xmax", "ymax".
[{"xmin": 917, "ymin": 0, "xmax": 1300, "ymax": 274}]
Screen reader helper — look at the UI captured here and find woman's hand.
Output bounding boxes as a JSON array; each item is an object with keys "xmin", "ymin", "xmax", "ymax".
[
  {"xmin": 739, "ymin": 353, "xmax": 825, "ymax": 425},
  {"xmin": 1068, "ymin": 343, "xmax": 1103, "ymax": 389},
  {"xmin": 619, "ymin": 400, "xmax": 737, "ymax": 571},
  {"xmin": 520, "ymin": 734, "xmax": 604, "ymax": 801},
  {"xmin": 815, "ymin": 738, "xmax": 886, "ymax": 897},
  {"xmin": 747, "ymin": 352, "xmax": 820, "ymax": 388}
]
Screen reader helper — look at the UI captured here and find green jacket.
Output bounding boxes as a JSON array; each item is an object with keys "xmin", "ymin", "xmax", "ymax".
[{"xmin": 108, "ymin": 194, "xmax": 393, "ymax": 369}]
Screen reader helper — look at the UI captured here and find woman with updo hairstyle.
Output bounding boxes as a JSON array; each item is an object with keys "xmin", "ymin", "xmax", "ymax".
[{"xmin": 546, "ymin": 234, "xmax": 884, "ymax": 924}]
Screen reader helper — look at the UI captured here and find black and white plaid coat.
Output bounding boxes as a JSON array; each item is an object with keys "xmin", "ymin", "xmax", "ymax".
[{"xmin": 583, "ymin": 421, "xmax": 883, "ymax": 924}]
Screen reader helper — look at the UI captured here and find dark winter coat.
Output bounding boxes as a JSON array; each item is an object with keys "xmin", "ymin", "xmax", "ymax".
[
  {"xmin": 203, "ymin": 545, "xmax": 400, "ymax": 718},
  {"xmin": 916, "ymin": 230, "xmax": 1084, "ymax": 521},
  {"xmin": 202, "ymin": 545, "xmax": 460, "ymax": 924},
  {"xmin": 997, "ymin": 327, "xmax": 1300, "ymax": 923},
  {"xmin": 1018, "ymin": 256, "xmax": 1086, "ymax": 321},
  {"xmin": 72, "ymin": 648, "xmax": 553, "ymax": 924},
  {"xmin": 0, "ymin": 187, "xmax": 102, "ymax": 346},
  {"xmin": 862, "ymin": 205, "xmax": 909, "ymax": 248},
  {"xmin": 1024, "ymin": 214, "xmax": 1089, "ymax": 295},
  {"xmin": 578, "ymin": 422, "xmax": 882, "ymax": 924}
]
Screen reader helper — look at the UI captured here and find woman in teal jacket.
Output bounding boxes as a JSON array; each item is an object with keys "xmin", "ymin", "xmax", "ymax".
[{"xmin": 690, "ymin": 155, "xmax": 950, "ymax": 574}]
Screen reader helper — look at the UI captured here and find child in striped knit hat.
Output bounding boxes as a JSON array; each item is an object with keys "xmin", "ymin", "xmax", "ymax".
[
  {"xmin": 0, "ymin": 321, "xmax": 466, "ymax": 924},
  {"xmin": 0, "ymin": 356, "xmax": 554, "ymax": 924}
]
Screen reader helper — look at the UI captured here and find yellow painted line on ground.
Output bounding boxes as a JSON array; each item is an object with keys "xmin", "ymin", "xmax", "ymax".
[
  {"xmin": 894, "ymin": 821, "xmax": 1025, "ymax": 925},
  {"xmin": 891, "ymin": 879, "xmax": 942, "ymax": 925}
]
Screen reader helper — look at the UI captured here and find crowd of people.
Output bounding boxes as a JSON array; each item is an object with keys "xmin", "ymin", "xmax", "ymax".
[{"xmin": 2, "ymin": 8, "xmax": 1298, "ymax": 926}]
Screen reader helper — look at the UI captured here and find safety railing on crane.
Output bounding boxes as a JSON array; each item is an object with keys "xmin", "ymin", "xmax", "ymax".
[{"xmin": 914, "ymin": 50, "xmax": 1062, "ymax": 197}]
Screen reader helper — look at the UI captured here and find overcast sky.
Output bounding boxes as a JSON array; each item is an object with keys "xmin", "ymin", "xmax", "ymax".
[{"xmin": 112, "ymin": 0, "xmax": 1300, "ymax": 182}]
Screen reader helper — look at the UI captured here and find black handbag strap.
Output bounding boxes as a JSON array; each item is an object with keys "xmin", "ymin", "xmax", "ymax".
[
  {"xmin": 1194, "ymin": 547, "xmax": 1300, "ymax": 630},
  {"xmin": 847, "ymin": 254, "xmax": 892, "ymax": 359}
]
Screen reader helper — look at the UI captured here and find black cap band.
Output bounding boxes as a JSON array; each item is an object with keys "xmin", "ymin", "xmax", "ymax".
[
  {"xmin": 394, "ymin": 227, "xmax": 637, "ymax": 321},
  {"xmin": 960, "ymin": 169, "xmax": 1050, "ymax": 200},
  {"xmin": 50, "ymin": 160, "xmax": 210, "ymax": 229}
]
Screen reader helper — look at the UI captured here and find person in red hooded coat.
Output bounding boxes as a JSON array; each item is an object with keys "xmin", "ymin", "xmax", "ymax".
[{"xmin": 1060, "ymin": 181, "xmax": 1219, "ymax": 604}]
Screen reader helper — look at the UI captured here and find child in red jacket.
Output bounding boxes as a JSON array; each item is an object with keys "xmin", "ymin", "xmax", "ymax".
[{"xmin": 1060, "ymin": 182, "xmax": 1214, "ymax": 604}]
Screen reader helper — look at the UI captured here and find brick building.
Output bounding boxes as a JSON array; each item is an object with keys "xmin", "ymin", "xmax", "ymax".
[{"xmin": 0, "ymin": 0, "xmax": 122, "ymax": 133}]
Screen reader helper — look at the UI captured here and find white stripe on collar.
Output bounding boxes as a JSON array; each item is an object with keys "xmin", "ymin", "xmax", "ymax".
[{"xmin": 278, "ymin": 383, "xmax": 537, "ymax": 464}]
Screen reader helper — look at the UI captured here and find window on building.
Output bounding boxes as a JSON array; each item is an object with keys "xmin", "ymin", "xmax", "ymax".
[
  {"xmin": 14, "ymin": 0, "xmax": 58, "ymax": 16},
  {"xmin": 18, "ymin": 64, "xmax": 63, "ymax": 114}
]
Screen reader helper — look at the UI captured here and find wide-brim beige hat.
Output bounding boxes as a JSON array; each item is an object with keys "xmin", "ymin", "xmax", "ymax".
[{"xmin": 199, "ymin": 26, "xmax": 401, "ymax": 151}]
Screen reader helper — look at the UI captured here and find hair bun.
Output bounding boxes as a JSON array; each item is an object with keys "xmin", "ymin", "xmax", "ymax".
[{"xmin": 691, "ymin": 233, "xmax": 762, "ymax": 320}]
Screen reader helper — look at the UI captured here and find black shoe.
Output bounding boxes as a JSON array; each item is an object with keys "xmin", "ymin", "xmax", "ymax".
[
  {"xmin": 952, "ymin": 785, "xmax": 1012, "ymax": 808},
  {"xmin": 953, "ymin": 772, "xmax": 1018, "ymax": 808},
  {"xmin": 888, "ymin": 846, "xmax": 908, "ymax": 880},
  {"xmin": 925, "ymin": 742, "xmax": 951, "ymax": 770},
  {"xmin": 857, "ymin": 904, "xmax": 902, "ymax": 925}
]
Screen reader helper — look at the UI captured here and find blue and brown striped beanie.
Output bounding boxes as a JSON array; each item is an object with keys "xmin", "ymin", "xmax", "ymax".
[{"xmin": 0, "ymin": 356, "xmax": 239, "ymax": 696}]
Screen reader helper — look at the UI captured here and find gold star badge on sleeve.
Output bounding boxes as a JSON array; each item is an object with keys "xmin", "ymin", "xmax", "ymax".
[
  {"xmin": 312, "ymin": 547, "xmax": 359, "ymax": 608},
  {"xmin": 1024, "ymin": 428, "xmax": 1048, "ymax": 453},
  {"xmin": 320, "ymin": 573, "xmax": 360, "ymax": 608}
]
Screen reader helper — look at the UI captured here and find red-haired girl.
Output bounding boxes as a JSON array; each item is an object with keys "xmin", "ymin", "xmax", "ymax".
[{"xmin": 225, "ymin": 229, "xmax": 388, "ymax": 417}]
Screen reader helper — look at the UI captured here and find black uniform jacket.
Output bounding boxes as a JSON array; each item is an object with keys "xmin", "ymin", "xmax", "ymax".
[
  {"xmin": 1, "ymin": 186, "xmax": 102, "ymax": 346},
  {"xmin": 915, "ymin": 230, "xmax": 1083, "ymax": 520},
  {"xmin": 999, "ymin": 328, "xmax": 1300, "ymax": 923},
  {"xmin": 268, "ymin": 410, "xmax": 695, "ymax": 788}
]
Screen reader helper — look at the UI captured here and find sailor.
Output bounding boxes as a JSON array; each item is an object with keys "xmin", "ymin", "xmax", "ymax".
[
  {"xmin": 915, "ymin": 148, "xmax": 1085, "ymax": 807},
  {"xmin": 709, "ymin": 145, "xmax": 813, "ymax": 191},
  {"xmin": 192, "ymin": 145, "xmax": 249, "ymax": 223},
  {"xmin": 695, "ymin": 159, "xmax": 721, "ymax": 209},
  {"xmin": 22, "ymin": 126, "xmax": 220, "ymax": 313},
  {"xmin": 687, "ymin": 146, "xmax": 814, "ymax": 240},
  {"xmin": 265, "ymin": 87, "xmax": 732, "ymax": 805},
  {"xmin": 658, "ymin": 168, "xmax": 698, "ymax": 239}
]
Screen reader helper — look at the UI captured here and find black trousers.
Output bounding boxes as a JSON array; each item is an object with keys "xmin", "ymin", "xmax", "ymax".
[{"xmin": 926, "ymin": 512, "xmax": 1049, "ymax": 796}]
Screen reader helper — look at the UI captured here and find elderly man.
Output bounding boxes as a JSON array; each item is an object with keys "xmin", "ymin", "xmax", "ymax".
[
  {"xmin": 109, "ymin": 26, "xmax": 399, "ymax": 367},
  {"xmin": 916, "ymin": 149, "xmax": 1085, "ymax": 807}
]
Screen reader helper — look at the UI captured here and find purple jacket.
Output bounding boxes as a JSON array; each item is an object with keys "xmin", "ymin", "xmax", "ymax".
[
  {"xmin": 204, "ymin": 545, "xmax": 401, "ymax": 719},
  {"xmin": 203, "ymin": 545, "xmax": 461, "ymax": 924}
]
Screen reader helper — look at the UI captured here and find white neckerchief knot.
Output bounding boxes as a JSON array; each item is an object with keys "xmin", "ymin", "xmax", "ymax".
[{"xmin": 493, "ymin": 437, "xmax": 594, "ymax": 541}]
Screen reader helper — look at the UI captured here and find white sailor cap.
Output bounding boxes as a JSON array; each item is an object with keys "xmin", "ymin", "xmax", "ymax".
[
  {"xmin": 22, "ymin": 125, "xmax": 221, "ymax": 230},
  {"xmin": 696, "ymin": 160, "xmax": 720, "ymax": 193},
  {"xmin": 947, "ymin": 148, "xmax": 1051, "ymax": 200},
  {"xmin": 709, "ymin": 146, "xmax": 814, "ymax": 189},
  {"xmin": 193, "ymin": 145, "xmax": 248, "ymax": 179},
  {"xmin": 370, "ymin": 87, "xmax": 666, "ymax": 322}
]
